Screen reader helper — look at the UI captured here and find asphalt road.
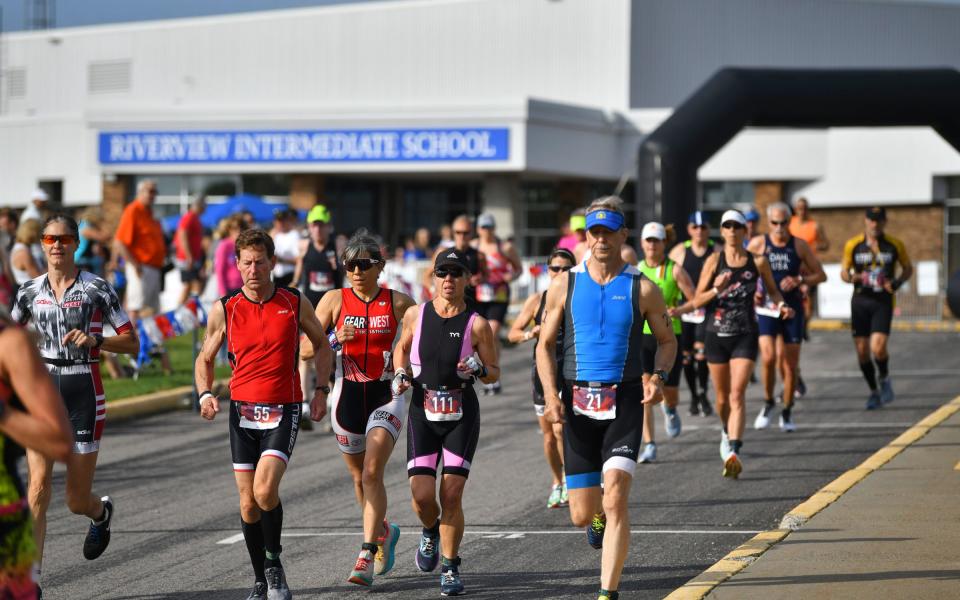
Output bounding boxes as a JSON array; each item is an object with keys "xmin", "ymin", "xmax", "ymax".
[{"xmin": 36, "ymin": 331, "xmax": 959, "ymax": 599}]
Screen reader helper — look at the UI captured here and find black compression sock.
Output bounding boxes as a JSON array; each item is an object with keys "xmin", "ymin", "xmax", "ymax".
[
  {"xmin": 682, "ymin": 359, "xmax": 698, "ymax": 396},
  {"xmin": 361, "ymin": 542, "xmax": 379, "ymax": 554},
  {"xmin": 261, "ymin": 501, "xmax": 284, "ymax": 568},
  {"xmin": 782, "ymin": 406, "xmax": 792, "ymax": 420},
  {"xmin": 729, "ymin": 439, "xmax": 743, "ymax": 453},
  {"xmin": 875, "ymin": 357, "xmax": 889, "ymax": 380},
  {"xmin": 426, "ymin": 518, "xmax": 440, "ymax": 536},
  {"xmin": 859, "ymin": 361, "xmax": 878, "ymax": 391},
  {"xmin": 241, "ymin": 519, "xmax": 266, "ymax": 582},
  {"xmin": 696, "ymin": 358, "xmax": 709, "ymax": 391}
]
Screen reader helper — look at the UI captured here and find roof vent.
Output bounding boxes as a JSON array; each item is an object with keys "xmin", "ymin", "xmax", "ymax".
[
  {"xmin": 88, "ymin": 60, "xmax": 131, "ymax": 94},
  {"xmin": 6, "ymin": 68, "xmax": 26, "ymax": 98}
]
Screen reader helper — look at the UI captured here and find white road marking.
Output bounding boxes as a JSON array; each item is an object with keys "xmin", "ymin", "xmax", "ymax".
[
  {"xmin": 681, "ymin": 422, "xmax": 914, "ymax": 431},
  {"xmin": 803, "ymin": 368, "xmax": 956, "ymax": 379},
  {"xmin": 216, "ymin": 528, "xmax": 761, "ymax": 545}
]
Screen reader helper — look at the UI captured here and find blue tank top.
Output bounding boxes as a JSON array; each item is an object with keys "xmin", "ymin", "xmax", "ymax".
[
  {"xmin": 562, "ymin": 263, "xmax": 645, "ymax": 383},
  {"xmin": 763, "ymin": 235, "xmax": 802, "ymax": 305}
]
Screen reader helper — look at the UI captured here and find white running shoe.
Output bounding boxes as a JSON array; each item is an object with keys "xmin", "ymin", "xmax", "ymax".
[
  {"xmin": 638, "ymin": 442, "xmax": 657, "ymax": 464},
  {"xmin": 779, "ymin": 410, "xmax": 796, "ymax": 432},
  {"xmin": 754, "ymin": 402, "xmax": 774, "ymax": 430},
  {"xmin": 720, "ymin": 430, "xmax": 731, "ymax": 460}
]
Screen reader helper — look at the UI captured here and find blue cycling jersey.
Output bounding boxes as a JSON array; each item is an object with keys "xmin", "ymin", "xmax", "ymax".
[{"xmin": 562, "ymin": 262, "xmax": 645, "ymax": 383}]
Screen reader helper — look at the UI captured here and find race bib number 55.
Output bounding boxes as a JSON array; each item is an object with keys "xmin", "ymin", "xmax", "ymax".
[
  {"xmin": 572, "ymin": 384, "xmax": 617, "ymax": 420},
  {"xmin": 239, "ymin": 403, "xmax": 283, "ymax": 430},
  {"xmin": 424, "ymin": 388, "xmax": 463, "ymax": 422}
]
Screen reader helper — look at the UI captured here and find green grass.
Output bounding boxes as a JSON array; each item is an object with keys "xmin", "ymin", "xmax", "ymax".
[{"xmin": 102, "ymin": 331, "xmax": 232, "ymax": 402}]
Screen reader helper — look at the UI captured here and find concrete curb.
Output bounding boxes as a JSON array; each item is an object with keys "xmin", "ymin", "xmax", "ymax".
[
  {"xmin": 664, "ymin": 394, "xmax": 960, "ymax": 600},
  {"xmin": 809, "ymin": 319, "xmax": 960, "ymax": 332},
  {"xmin": 106, "ymin": 379, "xmax": 230, "ymax": 422}
]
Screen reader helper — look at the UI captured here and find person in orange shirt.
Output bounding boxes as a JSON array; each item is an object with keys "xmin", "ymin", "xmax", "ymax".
[
  {"xmin": 113, "ymin": 180, "xmax": 167, "ymax": 323},
  {"xmin": 789, "ymin": 197, "xmax": 830, "ymax": 346}
]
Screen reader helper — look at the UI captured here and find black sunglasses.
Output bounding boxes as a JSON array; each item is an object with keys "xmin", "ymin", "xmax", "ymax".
[
  {"xmin": 344, "ymin": 258, "xmax": 381, "ymax": 272},
  {"xmin": 721, "ymin": 222, "xmax": 745, "ymax": 230},
  {"xmin": 548, "ymin": 265, "xmax": 572, "ymax": 273},
  {"xmin": 434, "ymin": 268, "xmax": 466, "ymax": 279},
  {"xmin": 769, "ymin": 219, "xmax": 788, "ymax": 226}
]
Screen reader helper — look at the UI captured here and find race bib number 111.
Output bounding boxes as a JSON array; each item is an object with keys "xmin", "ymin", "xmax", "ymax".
[{"xmin": 424, "ymin": 389, "xmax": 463, "ymax": 422}]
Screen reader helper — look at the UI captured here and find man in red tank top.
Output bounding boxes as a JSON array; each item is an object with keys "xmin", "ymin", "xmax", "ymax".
[{"xmin": 195, "ymin": 229, "xmax": 331, "ymax": 600}]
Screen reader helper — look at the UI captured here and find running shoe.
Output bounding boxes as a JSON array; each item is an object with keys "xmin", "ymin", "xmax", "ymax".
[
  {"xmin": 586, "ymin": 513, "xmax": 606, "ymax": 549},
  {"xmin": 559, "ymin": 481, "xmax": 569, "ymax": 506},
  {"xmin": 440, "ymin": 565, "xmax": 465, "ymax": 596},
  {"xmin": 720, "ymin": 430, "xmax": 730, "ymax": 460},
  {"xmin": 264, "ymin": 565, "xmax": 292, "ymax": 600},
  {"xmin": 866, "ymin": 390, "xmax": 882, "ymax": 410},
  {"xmin": 245, "ymin": 581, "xmax": 267, "ymax": 600},
  {"xmin": 374, "ymin": 521, "xmax": 400, "ymax": 576},
  {"xmin": 598, "ymin": 591, "xmax": 620, "ymax": 600},
  {"xmin": 638, "ymin": 442, "xmax": 657, "ymax": 464},
  {"xmin": 547, "ymin": 484, "xmax": 564, "ymax": 508},
  {"xmin": 880, "ymin": 378, "xmax": 895, "ymax": 404},
  {"xmin": 348, "ymin": 549, "xmax": 374, "ymax": 586},
  {"xmin": 754, "ymin": 402, "xmax": 774, "ymax": 430},
  {"xmin": 415, "ymin": 528, "xmax": 441, "ymax": 572},
  {"xmin": 779, "ymin": 410, "xmax": 796, "ymax": 432},
  {"xmin": 688, "ymin": 395, "xmax": 701, "ymax": 416},
  {"xmin": 699, "ymin": 393, "xmax": 713, "ymax": 417},
  {"xmin": 795, "ymin": 375, "xmax": 807, "ymax": 398},
  {"xmin": 83, "ymin": 496, "xmax": 113, "ymax": 560},
  {"xmin": 663, "ymin": 405, "xmax": 682, "ymax": 438},
  {"xmin": 723, "ymin": 452, "xmax": 742, "ymax": 479}
]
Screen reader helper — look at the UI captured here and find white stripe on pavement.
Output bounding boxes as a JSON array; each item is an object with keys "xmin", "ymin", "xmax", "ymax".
[
  {"xmin": 681, "ymin": 422, "xmax": 914, "ymax": 431},
  {"xmin": 216, "ymin": 528, "xmax": 761, "ymax": 545}
]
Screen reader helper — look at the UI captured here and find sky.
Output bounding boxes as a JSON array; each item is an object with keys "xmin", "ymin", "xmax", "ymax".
[{"xmin": 0, "ymin": 0, "xmax": 958, "ymax": 32}]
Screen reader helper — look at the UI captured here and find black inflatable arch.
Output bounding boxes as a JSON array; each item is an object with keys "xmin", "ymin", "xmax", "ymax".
[{"xmin": 635, "ymin": 68, "xmax": 960, "ymax": 229}]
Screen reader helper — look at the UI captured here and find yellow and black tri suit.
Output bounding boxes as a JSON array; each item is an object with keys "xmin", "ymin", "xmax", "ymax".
[{"xmin": 841, "ymin": 233, "xmax": 911, "ymax": 337}]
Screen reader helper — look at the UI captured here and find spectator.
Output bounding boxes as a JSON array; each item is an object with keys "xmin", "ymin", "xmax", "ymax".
[
  {"xmin": 436, "ymin": 224, "xmax": 455, "ymax": 250},
  {"xmin": 744, "ymin": 208, "xmax": 760, "ymax": 245},
  {"xmin": 20, "ymin": 188, "xmax": 49, "ymax": 224},
  {"xmin": 174, "ymin": 195, "xmax": 207, "ymax": 306},
  {"xmin": 113, "ymin": 179, "xmax": 166, "ymax": 322},
  {"xmin": 75, "ymin": 207, "xmax": 112, "ymax": 277},
  {"xmin": 10, "ymin": 218, "xmax": 45, "ymax": 285},
  {"xmin": 270, "ymin": 209, "xmax": 300, "ymax": 287},
  {"xmin": 403, "ymin": 236, "xmax": 424, "ymax": 261},
  {"xmin": 414, "ymin": 227, "xmax": 432, "ymax": 258},
  {"xmin": 214, "ymin": 215, "xmax": 247, "ymax": 296},
  {"xmin": 0, "ymin": 207, "xmax": 18, "ymax": 251}
]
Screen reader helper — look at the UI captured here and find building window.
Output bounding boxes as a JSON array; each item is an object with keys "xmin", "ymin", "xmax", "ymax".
[{"xmin": 519, "ymin": 183, "xmax": 560, "ymax": 257}]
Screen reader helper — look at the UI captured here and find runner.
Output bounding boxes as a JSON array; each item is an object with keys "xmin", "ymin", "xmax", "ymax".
[
  {"xmin": 636, "ymin": 222, "xmax": 698, "ymax": 463},
  {"xmin": 692, "ymin": 210, "xmax": 793, "ymax": 478},
  {"xmin": 536, "ymin": 198, "xmax": 677, "ymax": 600},
  {"xmin": 472, "ymin": 213, "xmax": 521, "ymax": 395},
  {"xmin": 789, "ymin": 195, "xmax": 830, "ymax": 367},
  {"xmin": 292, "ymin": 204, "xmax": 341, "ymax": 431},
  {"xmin": 840, "ymin": 207, "xmax": 912, "ymax": 409},
  {"xmin": 748, "ymin": 203, "xmax": 826, "ymax": 431},
  {"xmin": 392, "ymin": 249, "xmax": 499, "ymax": 597},
  {"xmin": 195, "ymin": 228, "xmax": 332, "ymax": 600},
  {"xmin": 573, "ymin": 197, "xmax": 640, "ymax": 265},
  {"xmin": 11, "ymin": 215, "xmax": 140, "ymax": 594},
  {"xmin": 0, "ymin": 306, "xmax": 73, "ymax": 600},
  {"xmin": 426, "ymin": 215, "xmax": 484, "ymax": 302},
  {"xmin": 302, "ymin": 231, "xmax": 415, "ymax": 587},
  {"xmin": 668, "ymin": 211, "xmax": 717, "ymax": 417},
  {"xmin": 507, "ymin": 247, "xmax": 576, "ymax": 507}
]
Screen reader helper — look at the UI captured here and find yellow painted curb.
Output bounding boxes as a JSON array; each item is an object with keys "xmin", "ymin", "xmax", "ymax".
[
  {"xmin": 666, "ymin": 394, "xmax": 960, "ymax": 600},
  {"xmin": 808, "ymin": 319, "xmax": 960, "ymax": 333}
]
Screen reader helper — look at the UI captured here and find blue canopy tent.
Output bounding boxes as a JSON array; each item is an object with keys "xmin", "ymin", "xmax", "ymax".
[{"xmin": 161, "ymin": 194, "xmax": 300, "ymax": 233}]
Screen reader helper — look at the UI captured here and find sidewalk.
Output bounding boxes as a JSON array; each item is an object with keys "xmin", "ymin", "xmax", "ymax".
[{"xmin": 679, "ymin": 397, "xmax": 960, "ymax": 600}]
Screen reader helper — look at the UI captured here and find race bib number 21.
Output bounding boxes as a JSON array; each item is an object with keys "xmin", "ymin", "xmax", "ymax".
[{"xmin": 572, "ymin": 384, "xmax": 617, "ymax": 420}]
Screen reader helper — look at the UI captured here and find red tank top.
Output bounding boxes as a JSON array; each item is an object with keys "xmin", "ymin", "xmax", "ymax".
[
  {"xmin": 223, "ymin": 286, "xmax": 302, "ymax": 404},
  {"xmin": 336, "ymin": 287, "xmax": 397, "ymax": 382}
]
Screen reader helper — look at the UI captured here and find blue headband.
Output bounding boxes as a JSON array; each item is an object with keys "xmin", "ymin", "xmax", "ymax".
[{"xmin": 585, "ymin": 209, "xmax": 624, "ymax": 231}]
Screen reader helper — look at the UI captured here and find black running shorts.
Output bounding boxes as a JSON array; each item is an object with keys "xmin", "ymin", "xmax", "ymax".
[
  {"xmin": 406, "ymin": 385, "xmax": 480, "ymax": 478},
  {"xmin": 229, "ymin": 401, "xmax": 301, "ymax": 472},
  {"xmin": 851, "ymin": 293, "xmax": 893, "ymax": 337},
  {"xmin": 562, "ymin": 379, "xmax": 644, "ymax": 490},
  {"xmin": 705, "ymin": 331, "xmax": 759, "ymax": 363}
]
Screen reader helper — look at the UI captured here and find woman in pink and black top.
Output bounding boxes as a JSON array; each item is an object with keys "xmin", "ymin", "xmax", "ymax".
[{"xmin": 215, "ymin": 215, "xmax": 248, "ymax": 296}]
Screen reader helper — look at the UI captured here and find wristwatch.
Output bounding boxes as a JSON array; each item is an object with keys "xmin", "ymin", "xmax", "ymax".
[
  {"xmin": 92, "ymin": 333, "xmax": 105, "ymax": 348},
  {"xmin": 317, "ymin": 385, "xmax": 331, "ymax": 394},
  {"xmin": 652, "ymin": 369, "xmax": 669, "ymax": 386}
]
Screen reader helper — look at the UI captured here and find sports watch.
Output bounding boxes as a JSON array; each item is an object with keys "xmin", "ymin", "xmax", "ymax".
[
  {"xmin": 317, "ymin": 385, "xmax": 332, "ymax": 394},
  {"xmin": 651, "ymin": 369, "xmax": 669, "ymax": 386}
]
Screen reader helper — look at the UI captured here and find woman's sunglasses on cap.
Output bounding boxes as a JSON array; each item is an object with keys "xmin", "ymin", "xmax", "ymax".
[
  {"xmin": 344, "ymin": 258, "xmax": 381, "ymax": 272},
  {"xmin": 42, "ymin": 234, "xmax": 76, "ymax": 246}
]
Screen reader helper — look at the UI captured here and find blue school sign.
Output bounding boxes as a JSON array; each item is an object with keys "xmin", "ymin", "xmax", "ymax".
[{"xmin": 98, "ymin": 128, "xmax": 510, "ymax": 164}]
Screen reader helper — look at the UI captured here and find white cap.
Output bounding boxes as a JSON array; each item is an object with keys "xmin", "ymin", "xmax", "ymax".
[
  {"xmin": 641, "ymin": 221, "xmax": 666, "ymax": 240},
  {"xmin": 31, "ymin": 188, "xmax": 49, "ymax": 202},
  {"xmin": 477, "ymin": 212, "xmax": 496, "ymax": 229},
  {"xmin": 720, "ymin": 210, "xmax": 747, "ymax": 227}
]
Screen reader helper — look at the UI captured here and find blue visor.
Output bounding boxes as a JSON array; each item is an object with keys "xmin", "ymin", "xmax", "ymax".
[{"xmin": 585, "ymin": 209, "xmax": 624, "ymax": 231}]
